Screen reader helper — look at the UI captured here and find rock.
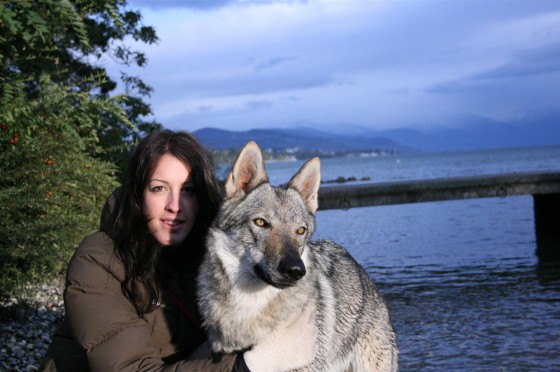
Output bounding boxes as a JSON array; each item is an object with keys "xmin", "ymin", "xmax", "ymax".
[{"xmin": 1, "ymin": 281, "xmax": 64, "ymax": 371}]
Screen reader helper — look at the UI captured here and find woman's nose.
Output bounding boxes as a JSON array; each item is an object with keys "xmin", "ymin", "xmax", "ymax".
[{"xmin": 165, "ymin": 191, "xmax": 181, "ymax": 212}]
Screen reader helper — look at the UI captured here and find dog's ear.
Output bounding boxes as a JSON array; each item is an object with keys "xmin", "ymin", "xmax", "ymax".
[
  {"xmin": 225, "ymin": 141, "xmax": 268, "ymax": 198},
  {"xmin": 288, "ymin": 157, "xmax": 321, "ymax": 213}
]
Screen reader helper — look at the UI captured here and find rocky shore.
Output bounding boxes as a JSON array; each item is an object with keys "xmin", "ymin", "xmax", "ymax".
[{"xmin": 0, "ymin": 280, "xmax": 64, "ymax": 371}]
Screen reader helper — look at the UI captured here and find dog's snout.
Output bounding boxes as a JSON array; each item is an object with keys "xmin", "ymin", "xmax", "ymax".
[
  {"xmin": 279, "ymin": 254, "xmax": 306, "ymax": 281},
  {"xmin": 286, "ymin": 263, "xmax": 306, "ymax": 281}
]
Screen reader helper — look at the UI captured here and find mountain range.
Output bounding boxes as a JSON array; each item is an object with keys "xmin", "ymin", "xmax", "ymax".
[{"xmin": 192, "ymin": 112, "xmax": 560, "ymax": 154}]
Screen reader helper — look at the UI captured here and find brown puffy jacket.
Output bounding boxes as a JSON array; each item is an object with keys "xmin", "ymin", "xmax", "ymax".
[{"xmin": 40, "ymin": 191, "xmax": 238, "ymax": 371}]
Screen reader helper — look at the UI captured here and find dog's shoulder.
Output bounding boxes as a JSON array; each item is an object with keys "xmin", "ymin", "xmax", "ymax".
[
  {"xmin": 307, "ymin": 239, "xmax": 356, "ymax": 262},
  {"xmin": 306, "ymin": 239, "xmax": 377, "ymax": 291}
]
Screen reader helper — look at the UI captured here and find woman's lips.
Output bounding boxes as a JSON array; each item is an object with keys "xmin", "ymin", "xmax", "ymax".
[{"xmin": 161, "ymin": 219, "xmax": 185, "ymax": 230}]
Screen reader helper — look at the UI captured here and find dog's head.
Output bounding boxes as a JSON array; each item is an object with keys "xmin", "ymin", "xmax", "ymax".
[{"xmin": 218, "ymin": 141, "xmax": 321, "ymax": 289}]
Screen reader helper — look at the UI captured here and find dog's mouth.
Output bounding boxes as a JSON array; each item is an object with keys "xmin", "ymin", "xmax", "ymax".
[{"xmin": 253, "ymin": 264, "xmax": 303, "ymax": 289}]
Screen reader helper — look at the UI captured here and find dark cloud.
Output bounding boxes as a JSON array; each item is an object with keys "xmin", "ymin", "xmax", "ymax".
[
  {"xmin": 428, "ymin": 80, "xmax": 477, "ymax": 95},
  {"xmin": 254, "ymin": 55, "xmax": 298, "ymax": 71},
  {"xmin": 129, "ymin": 0, "xmax": 306, "ymax": 11},
  {"xmin": 179, "ymin": 73, "xmax": 334, "ymax": 97},
  {"xmin": 470, "ymin": 44, "xmax": 560, "ymax": 80},
  {"xmin": 429, "ymin": 43, "xmax": 560, "ymax": 94},
  {"xmin": 196, "ymin": 105, "xmax": 214, "ymax": 112},
  {"xmin": 245, "ymin": 100, "xmax": 274, "ymax": 109},
  {"xmin": 129, "ymin": 0, "xmax": 234, "ymax": 11}
]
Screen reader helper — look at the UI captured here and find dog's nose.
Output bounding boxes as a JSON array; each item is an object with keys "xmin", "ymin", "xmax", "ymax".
[
  {"xmin": 279, "ymin": 254, "xmax": 306, "ymax": 281},
  {"xmin": 285, "ymin": 264, "xmax": 306, "ymax": 281}
]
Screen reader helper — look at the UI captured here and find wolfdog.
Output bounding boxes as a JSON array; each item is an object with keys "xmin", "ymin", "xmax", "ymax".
[{"xmin": 197, "ymin": 141, "xmax": 398, "ymax": 371}]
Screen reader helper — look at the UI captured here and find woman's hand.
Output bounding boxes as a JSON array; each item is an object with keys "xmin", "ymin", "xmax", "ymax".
[{"xmin": 243, "ymin": 300, "xmax": 318, "ymax": 372}]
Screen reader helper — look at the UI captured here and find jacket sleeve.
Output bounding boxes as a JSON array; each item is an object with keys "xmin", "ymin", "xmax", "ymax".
[{"xmin": 64, "ymin": 232, "xmax": 237, "ymax": 372}]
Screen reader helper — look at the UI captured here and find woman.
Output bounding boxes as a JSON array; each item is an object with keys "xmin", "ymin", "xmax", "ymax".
[{"xmin": 41, "ymin": 130, "xmax": 316, "ymax": 371}]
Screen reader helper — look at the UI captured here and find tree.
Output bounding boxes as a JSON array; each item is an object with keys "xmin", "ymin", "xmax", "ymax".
[
  {"xmin": 0, "ymin": 0, "xmax": 161, "ymax": 296},
  {"xmin": 0, "ymin": 0, "xmax": 161, "ymax": 173}
]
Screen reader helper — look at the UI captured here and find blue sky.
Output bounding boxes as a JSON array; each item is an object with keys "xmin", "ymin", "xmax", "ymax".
[{"xmin": 112, "ymin": 0, "xmax": 560, "ymax": 132}]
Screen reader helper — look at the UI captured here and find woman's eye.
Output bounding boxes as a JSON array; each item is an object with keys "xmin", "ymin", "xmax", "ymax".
[
  {"xmin": 182, "ymin": 186, "xmax": 196, "ymax": 194},
  {"xmin": 151, "ymin": 186, "xmax": 165, "ymax": 192},
  {"xmin": 296, "ymin": 227, "xmax": 306, "ymax": 235}
]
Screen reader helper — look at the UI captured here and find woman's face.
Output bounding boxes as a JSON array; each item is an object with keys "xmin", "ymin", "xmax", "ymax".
[{"xmin": 143, "ymin": 154, "xmax": 199, "ymax": 246}]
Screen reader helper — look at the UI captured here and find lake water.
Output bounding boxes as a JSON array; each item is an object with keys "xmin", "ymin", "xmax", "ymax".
[{"xmin": 261, "ymin": 146, "xmax": 560, "ymax": 371}]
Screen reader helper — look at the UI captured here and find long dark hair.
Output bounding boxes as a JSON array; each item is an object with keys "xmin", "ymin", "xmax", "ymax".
[{"xmin": 112, "ymin": 130, "xmax": 222, "ymax": 314}]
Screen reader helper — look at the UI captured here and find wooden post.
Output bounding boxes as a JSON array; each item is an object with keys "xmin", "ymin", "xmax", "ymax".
[{"xmin": 534, "ymin": 193, "xmax": 560, "ymax": 262}]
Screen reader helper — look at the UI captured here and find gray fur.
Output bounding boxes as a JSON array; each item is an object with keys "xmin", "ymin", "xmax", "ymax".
[{"xmin": 197, "ymin": 141, "xmax": 398, "ymax": 371}]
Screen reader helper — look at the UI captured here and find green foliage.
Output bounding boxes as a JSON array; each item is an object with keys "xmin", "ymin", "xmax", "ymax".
[
  {"xmin": 0, "ymin": 79, "xmax": 125, "ymax": 297},
  {"xmin": 0, "ymin": 0, "xmax": 162, "ymax": 175},
  {"xmin": 0, "ymin": 1, "xmax": 161, "ymax": 297}
]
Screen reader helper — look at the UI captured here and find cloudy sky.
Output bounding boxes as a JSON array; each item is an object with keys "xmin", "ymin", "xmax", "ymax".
[{"xmin": 113, "ymin": 0, "xmax": 560, "ymax": 132}]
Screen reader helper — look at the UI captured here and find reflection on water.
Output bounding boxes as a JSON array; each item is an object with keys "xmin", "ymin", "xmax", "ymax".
[{"xmin": 380, "ymin": 261, "xmax": 560, "ymax": 370}]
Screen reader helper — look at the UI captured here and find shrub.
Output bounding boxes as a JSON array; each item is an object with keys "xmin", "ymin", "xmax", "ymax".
[{"xmin": 0, "ymin": 80, "xmax": 124, "ymax": 298}]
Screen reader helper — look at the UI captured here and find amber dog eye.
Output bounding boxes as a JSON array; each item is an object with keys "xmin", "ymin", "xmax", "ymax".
[
  {"xmin": 296, "ymin": 227, "xmax": 306, "ymax": 235},
  {"xmin": 253, "ymin": 218, "xmax": 267, "ymax": 227}
]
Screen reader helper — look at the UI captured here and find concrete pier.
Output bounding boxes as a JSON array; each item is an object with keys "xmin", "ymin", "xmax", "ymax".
[{"xmin": 318, "ymin": 171, "xmax": 560, "ymax": 261}]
